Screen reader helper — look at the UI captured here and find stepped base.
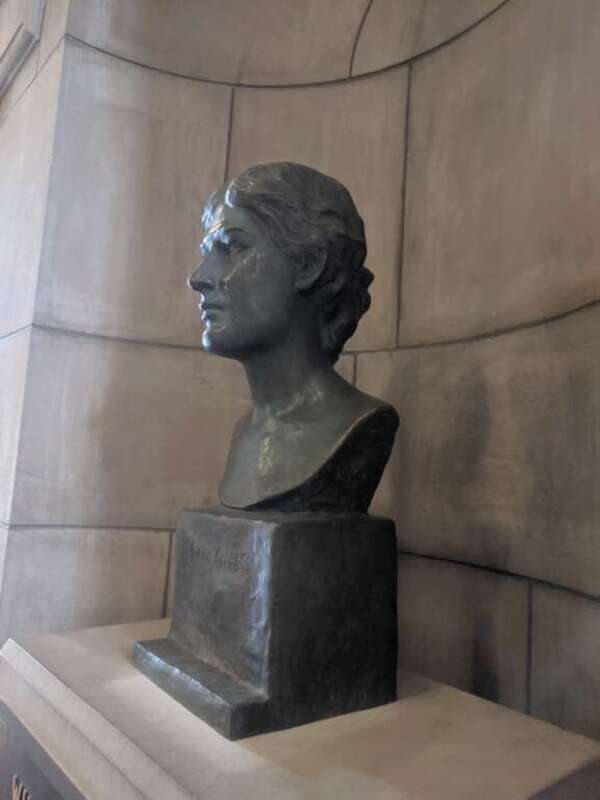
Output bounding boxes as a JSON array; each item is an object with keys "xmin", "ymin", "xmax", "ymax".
[
  {"xmin": 133, "ymin": 637, "xmax": 268, "ymax": 739},
  {"xmin": 134, "ymin": 507, "xmax": 398, "ymax": 738}
]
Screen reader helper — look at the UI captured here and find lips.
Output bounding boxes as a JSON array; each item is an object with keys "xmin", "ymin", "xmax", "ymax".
[{"xmin": 198, "ymin": 302, "xmax": 227, "ymax": 328}]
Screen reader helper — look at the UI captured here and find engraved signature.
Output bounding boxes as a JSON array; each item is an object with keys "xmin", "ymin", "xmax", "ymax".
[{"xmin": 188, "ymin": 541, "xmax": 249, "ymax": 575}]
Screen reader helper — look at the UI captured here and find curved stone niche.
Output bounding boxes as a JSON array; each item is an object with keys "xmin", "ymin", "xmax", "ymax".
[{"xmin": 66, "ymin": 0, "xmax": 506, "ymax": 86}]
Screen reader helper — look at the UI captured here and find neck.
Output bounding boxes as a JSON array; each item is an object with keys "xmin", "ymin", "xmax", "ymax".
[{"xmin": 242, "ymin": 332, "xmax": 335, "ymax": 417}]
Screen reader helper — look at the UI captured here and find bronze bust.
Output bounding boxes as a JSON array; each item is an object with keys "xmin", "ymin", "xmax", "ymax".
[
  {"xmin": 135, "ymin": 163, "xmax": 399, "ymax": 738},
  {"xmin": 188, "ymin": 162, "xmax": 398, "ymax": 512}
]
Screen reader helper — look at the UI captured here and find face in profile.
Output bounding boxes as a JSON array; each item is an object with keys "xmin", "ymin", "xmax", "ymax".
[
  {"xmin": 188, "ymin": 202, "xmax": 299, "ymax": 360},
  {"xmin": 188, "ymin": 161, "xmax": 373, "ymax": 367}
]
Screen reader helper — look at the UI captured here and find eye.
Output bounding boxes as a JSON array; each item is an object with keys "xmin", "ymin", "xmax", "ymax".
[
  {"xmin": 220, "ymin": 235, "xmax": 249, "ymax": 256},
  {"xmin": 229, "ymin": 240, "xmax": 248, "ymax": 255}
]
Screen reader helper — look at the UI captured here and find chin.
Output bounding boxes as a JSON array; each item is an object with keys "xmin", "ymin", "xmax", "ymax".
[{"xmin": 201, "ymin": 330, "xmax": 244, "ymax": 361}]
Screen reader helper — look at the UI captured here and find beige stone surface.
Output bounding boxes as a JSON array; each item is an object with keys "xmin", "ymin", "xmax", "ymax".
[
  {"xmin": 352, "ymin": 0, "xmax": 503, "ymax": 75},
  {"xmin": 165, "ymin": 531, "xmax": 175, "ymax": 617},
  {"xmin": 37, "ymin": 0, "xmax": 70, "ymax": 69},
  {"xmin": 398, "ymin": 554, "xmax": 528, "ymax": 711},
  {"xmin": 34, "ymin": 40, "xmax": 230, "ymax": 346},
  {"xmin": 0, "ymin": 527, "xmax": 169, "ymax": 644},
  {"xmin": 531, "ymin": 584, "xmax": 600, "ymax": 741},
  {"xmin": 10, "ymin": 326, "xmax": 249, "ymax": 528},
  {"xmin": 0, "ymin": 45, "xmax": 62, "ymax": 337},
  {"xmin": 1, "ymin": 620, "xmax": 600, "ymax": 799},
  {"xmin": 0, "ymin": 635, "xmax": 178, "ymax": 799},
  {"xmin": 0, "ymin": 0, "xmax": 44, "ymax": 102},
  {"xmin": 1, "ymin": 0, "xmax": 43, "ymax": 43},
  {"xmin": 67, "ymin": 0, "xmax": 366, "ymax": 86},
  {"xmin": 0, "ymin": 528, "xmax": 7, "ymax": 620},
  {"xmin": 0, "ymin": 40, "xmax": 36, "ymax": 121},
  {"xmin": 0, "ymin": 0, "xmax": 28, "ymax": 57},
  {"xmin": 357, "ymin": 304, "xmax": 600, "ymax": 595},
  {"xmin": 0, "ymin": 329, "xmax": 30, "ymax": 525},
  {"xmin": 400, "ymin": 0, "xmax": 600, "ymax": 345},
  {"xmin": 335, "ymin": 353, "xmax": 355, "ymax": 384},
  {"xmin": 229, "ymin": 67, "xmax": 408, "ymax": 351}
]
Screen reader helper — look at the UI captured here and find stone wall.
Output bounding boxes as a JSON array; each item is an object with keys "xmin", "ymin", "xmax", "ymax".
[
  {"xmin": 359, "ymin": 0, "xmax": 600, "ymax": 741},
  {"xmin": 1, "ymin": 0, "xmax": 599, "ymax": 741}
]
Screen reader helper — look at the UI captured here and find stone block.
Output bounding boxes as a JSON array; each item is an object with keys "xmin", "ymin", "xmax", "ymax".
[
  {"xmin": 352, "ymin": 0, "xmax": 503, "ymax": 75},
  {"xmin": 0, "ymin": 45, "xmax": 62, "ymax": 336},
  {"xmin": 531, "ymin": 584, "xmax": 600, "ymax": 740},
  {"xmin": 0, "ymin": 0, "xmax": 43, "ymax": 63},
  {"xmin": 229, "ymin": 67, "xmax": 408, "ymax": 351},
  {"xmin": 400, "ymin": 0, "xmax": 600, "ymax": 344},
  {"xmin": 67, "ymin": 0, "xmax": 366, "ymax": 85},
  {"xmin": 0, "ymin": 526, "xmax": 170, "ymax": 644},
  {"xmin": 357, "ymin": 304, "xmax": 600, "ymax": 595},
  {"xmin": 0, "ymin": 0, "xmax": 24, "ymax": 57},
  {"xmin": 0, "ymin": 41, "xmax": 36, "ymax": 121},
  {"xmin": 34, "ymin": 39, "xmax": 230, "ymax": 346},
  {"xmin": 38, "ymin": 0, "xmax": 70, "ymax": 69},
  {"xmin": 0, "ymin": 0, "xmax": 44, "ymax": 106},
  {"xmin": 3, "ymin": 620, "xmax": 600, "ymax": 798},
  {"xmin": 135, "ymin": 508, "xmax": 397, "ymax": 738},
  {"xmin": 0, "ymin": 329, "xmax": 30, "ymax": 524},
  {"xmin": 397, "ymin": 555, "xmax": 528, "ymax": 710},
  {"xmin": 11, "ymin": 326, "xmax": 249, "ymax": 528}
]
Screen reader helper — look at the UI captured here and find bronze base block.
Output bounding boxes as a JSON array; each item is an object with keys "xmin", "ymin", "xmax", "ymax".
[{"xmin": 133, "ymin": 507, "xmax": 397, "ymax": 739}]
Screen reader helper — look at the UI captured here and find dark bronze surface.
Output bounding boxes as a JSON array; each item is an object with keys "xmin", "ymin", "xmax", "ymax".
[
  {"xmin": 134, "ymin": 163, "xmax": 399, "ymax": 738},
  {"xmin": 187, "ymin": 162, "xmax": 398, "ymax": 512},
  {"xmin": 133, "ymin": 507, "xmax": 397, "ymax": 739}
]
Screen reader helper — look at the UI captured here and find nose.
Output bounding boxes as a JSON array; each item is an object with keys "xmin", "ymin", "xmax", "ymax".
[
  {"xmin": 188, "ymin": 245, "xmax": 228, "ymax": 292},
  {"xmin": 187, "ymin": 265, "xmax": 212, "ymax": 292}
]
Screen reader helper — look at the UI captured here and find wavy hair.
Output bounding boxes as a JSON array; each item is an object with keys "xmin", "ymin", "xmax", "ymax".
[{"xmin": 202, "ymin": 162, "xmax": 373, "ymax": 363}]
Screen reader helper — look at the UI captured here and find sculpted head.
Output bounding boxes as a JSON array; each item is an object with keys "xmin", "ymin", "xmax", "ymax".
[{"xmin": 188, "ymin": 162, "xmax": 373, "ymax": 364}]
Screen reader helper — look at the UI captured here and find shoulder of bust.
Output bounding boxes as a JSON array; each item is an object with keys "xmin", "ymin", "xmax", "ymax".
[{"xmin": 220, "ymin": 396, "xmax": 399, "ymax": 513}]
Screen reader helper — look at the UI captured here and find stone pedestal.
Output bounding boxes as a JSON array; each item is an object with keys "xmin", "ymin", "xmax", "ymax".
[
  {"xmin": 133, "ymin": 507, "xmax": 398, "ymax": 738},
  {"xmin": 1, "ymin": 621, "xmax": 600, "ymax": 799}
]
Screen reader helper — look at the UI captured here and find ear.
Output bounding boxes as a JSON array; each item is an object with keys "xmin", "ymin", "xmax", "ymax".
[{"xmin": 295, "ymin": 248, "xmax": 327, "ymax": 292}]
